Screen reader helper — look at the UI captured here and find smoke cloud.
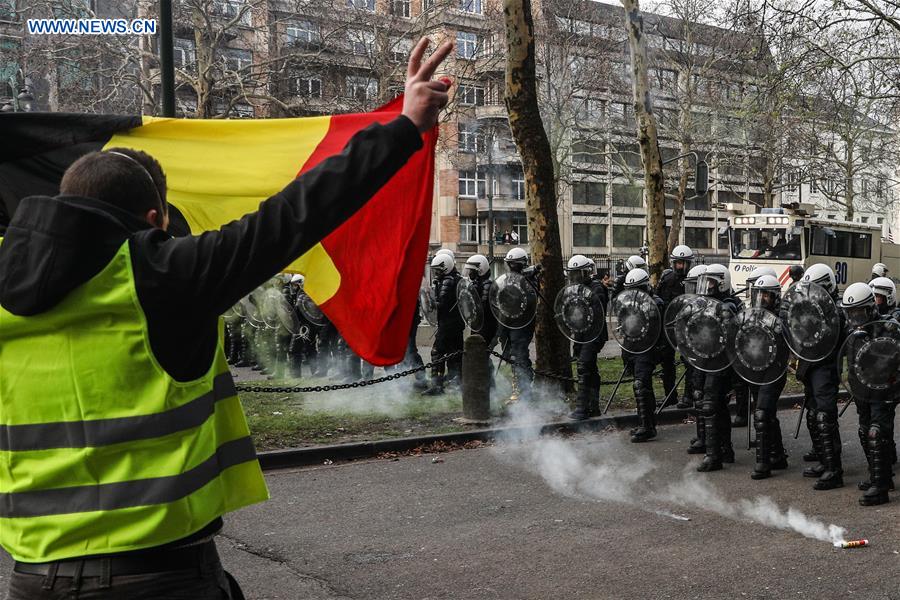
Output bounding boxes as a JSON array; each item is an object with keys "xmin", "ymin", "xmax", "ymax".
[{"xmin": 494, "ymin": 405, "xmax": 848, "ymax": 546}]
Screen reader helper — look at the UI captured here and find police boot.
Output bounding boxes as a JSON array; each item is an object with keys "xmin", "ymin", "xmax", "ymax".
[
  {"xmin": 630, "ymin": 388, "xmax": 657, "ymax": 443},
  {"xmin": 687, "ymin": 391, "xmax": 706, "ymax": 454},
  {"xmin": 802, "ymin": 408, "xmax": 820, "ymax": 462},
  {"xmin": 413, "ymin": 371, "xmax": 429, "ymax": 392},
  {"xmin": 770, "ymin": 417, "xmax": 788, "ymax": 470},
  {"xmin": 802, "ymin": 415, "xmax": 826, "ymax": 478},
  {"xmin": 861, "ymin": 426, "xmax": 892, "ymax": 506},
  {"xmin": 717, "ymin": 407, "xmax": 734, "ymax": 463},
  {"xmin": 697, "ymin": 402, "xmax": 723, "ymax": 472},
  {"xmin": 751, "ymin": 410, "xmax": 772, "ymax": 480},
  {"xmin": 570, "ymin": 371, "xmax": 598, "ymax": 420},
  {"xmin": 858, "ymin": 427, "xmax": 874, "ymax": 490},
  {"xmin": 421, "ymin": 376, "xmax": 444, "ymax": 396},
  {"xmin": 813, "ymin": 412, "xmax": 844, "ymax": 490}
]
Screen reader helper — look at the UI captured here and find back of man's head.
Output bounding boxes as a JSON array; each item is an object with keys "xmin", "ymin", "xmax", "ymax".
[{"xmin": 59, "ymin": 148, "xmax": 168, "ymax": 225}]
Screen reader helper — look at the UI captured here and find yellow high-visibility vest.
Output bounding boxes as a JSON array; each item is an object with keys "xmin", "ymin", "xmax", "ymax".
[{"xmin": 0, "ymin": 238, "xmax": 269, "ymax": 562}]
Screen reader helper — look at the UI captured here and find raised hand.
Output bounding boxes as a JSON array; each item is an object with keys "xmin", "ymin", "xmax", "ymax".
[{"xmin": 402, "ymin": 37, "xmax": 454, "ymax": 133}]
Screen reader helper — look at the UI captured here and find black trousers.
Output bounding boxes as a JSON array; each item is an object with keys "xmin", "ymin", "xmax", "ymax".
[
  {"xmin": 499, "ymin": 323, "xmax": 535, "ymax": 396},
  {"xmin": 6, "ymin": 543, "xmax": 239, "ymax": 600},
  {"xmin": 431, "ymin": 327, "xmax": 464, "ymax": 383},
  {"xmin": 575, "ymin": 338, "xmax": 606, "ymax": 412},
  {"xmin": 802, "ymin": 363, "xmax": 840, "ymax": 417}
]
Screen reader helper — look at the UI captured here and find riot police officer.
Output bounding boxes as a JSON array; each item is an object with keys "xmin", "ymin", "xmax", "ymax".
[
  {"xmin": 871, "ymin": 262, "xmax": 889, "ymax": 282},
  {"xmin": 656, "ymin": 245, "xmax": 693, "ymax": 406},
  {"xmin": 623, "ymin": 268, "xmax": 664, "ymax": 442},
  {"xmin": 694, "ymin": 263, "xmax": 741, "ymax": 471},
  {"xmin": 745, "ymin": 275, "xmax": 790, "ymax": 479},
  {"xmin": 463, "ymin": 254, "xmax": 498, "ymax": 347},
  {"xmin": 613, "ymin": 255, "xmax": 647, "ymax": 379},
  {"xmin": 797, "ymin": 264, "xmax": 845, "ymax": 490},
  {"xmin": 566, "ymin": 255, "xmax": 609, "ymax": 420},
  {"xmin": 727, "ymin": 267, "xmax": 776, "ymax": 428},
  {"xmin": 852, "ymin": 278, "xmax": 898, "ymax": 504},
  {"xmin": 841, "ymin": 277, "xmax": 896, "ymax": 506},
  {"xmin": 423, "ymin": 252, "xmax": 464, "ymax": 395},
  {"xmin": 496, "ymin": 247, "xmax": 539, "ymax": 403},
  {"xmin": 681, "ymin": 264, "xmax": 709, "ymax": 452}
]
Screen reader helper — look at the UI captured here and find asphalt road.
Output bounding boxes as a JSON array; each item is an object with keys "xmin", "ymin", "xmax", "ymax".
[{"xmin": 3, "ymin": 413, "xmax": 900, "ymax": 600}]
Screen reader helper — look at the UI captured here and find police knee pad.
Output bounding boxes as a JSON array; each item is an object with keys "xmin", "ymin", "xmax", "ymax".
[
  {"xmin": 868, "ymin": 424, "xmax": 884, "ymax": 442},
  {"xmin": 700, "ymin": 400, "xmax": 717, "ymax": 419},
  {"xmin": 633, "ymin": 378, "xmax": 647, "ymax": 398},
  {"xmin": 753, "ymin": 409, "xmax": 767, "ymax": 426}
]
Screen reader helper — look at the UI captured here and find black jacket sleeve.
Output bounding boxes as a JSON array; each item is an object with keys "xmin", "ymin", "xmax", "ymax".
[{"xmin": 131, "ymin": 115, "xmax": 423, "ymax": 318}]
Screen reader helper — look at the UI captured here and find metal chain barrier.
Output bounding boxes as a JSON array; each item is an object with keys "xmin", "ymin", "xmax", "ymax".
[
  {"xmin": 236, "ymin": 348, "xmax": 665, "ymax": 393},
  {"xmin": 489, "ymin": 349, "xmax": 578, "ymax": 384},
  {"xmin": 234, "ymin": 350, "xmax": 463, "ymax": 394}
]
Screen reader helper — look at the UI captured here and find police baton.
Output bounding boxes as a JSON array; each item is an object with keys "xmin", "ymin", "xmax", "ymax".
[
  {"xmin": 603, "ymin": 367, "xmax": 628, "ymax": 415},
  {"xmin": 656, "ymin": 369, "xmax": 687, "ymax": 415}
]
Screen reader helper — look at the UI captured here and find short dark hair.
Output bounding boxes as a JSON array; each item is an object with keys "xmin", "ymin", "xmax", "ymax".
[{"xmin": 60, "ymin": 147, "xmax": 168, "ymax": 218}]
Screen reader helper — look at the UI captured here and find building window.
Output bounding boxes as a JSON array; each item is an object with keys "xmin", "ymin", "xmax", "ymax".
[
  {"xmin": 349, "ymin": 30, "xmax": 375, "ymax": 55},
  {"xmin": 215, "ymin": 0, "xmax": 250, "ymax": 25},
  {"xmin": 861, "ymin": 216, "xmax": 869, "ymax": 224},
  {"xmin": 458, "ymin": 122, "xmax": 484, "ymax": 153},
  {"xmin": 390, "ymin": 38, "xmax": 413, "ymax": 63},
  {"xmin": 460, "ymin": 217, "xmax": 479, "ymax": 243},
  {"xmin": 572, "ymin": 181, "xmax": 607, "ymax": 206},
  {"xmin": 290, "ymin": 74, "xmax": 321, "ymax": 98},
  {"xmin": 613, "ymin": 225, "xmax": 644, "ymax": 247},
  {"xmin": 573, "ymin": 223, "xmax": 607, "ymax": 247},
  {"xmin": 1, "ymin": 0, "xmax": 17, "ymax": 21},
  {"xmin": 513, "ymin": 172, "xmax": 526, "ymax": 200},
  {"xmin": 392, "ymin": 0, "xmax": 410, "ymax": 16},
  {"xmin": 612, "ymin": 142, "xmax": 643, "ymax": 170},
  {"xmin": 346, "ymin": 75, "xmax": 378, "ymax": 102},
  {"xmin": 348, "ymin": 0, "xmax": 375, "ymax": 10},
  {"xmin": 223, "ymin": 48, "xmax": 252, "ymax": 73},
  {"xmin": 459, "ymin": 170, "xmax": 486, "ymax": 198},
  {"xmin": 786, "ymin": 171, "xmax": 799, "ymax": 193},
  {"xmin": 513, "ymin": 213, "xmax": 529, "ymax": 243},
  {"xmin": 878, "ymin": 217, "xmax": 885, "ymax": 225},
  {"xmin": 423, "ymin": 0, "xmax": 436, "ymax": 11},
  {"xmin": 286, "ymin": 20, "xmax": 319, "ymax": 45},
  {"xmin": 610, "ymin": 102, "xmax": 635, "ymax": 129},
  {"xmin": 611, "ymin": 184, "xmax": 643, "ymax": 207},
  {"xmin": 460, "ymin": 0, "xmax": 483, "ymax": 13},
  {"xmin": 174, "ymin": 38, "xmax": 196, "ymax": 68},
  {"xmin": 684, "ymin": 227, "xmax": 712, "ymax": 249},
  {"xmin": 457, "ymin": 84, "xmax": 485, "ymax": 106},
  {"xmin": 457, "ymin": 31, "xmax": 480, "ymax": 59},
  {"xmin": 571, "ymin": 139, "xmax": 605, "ymax": 164},
  {"xmin": 574, "ymin": 97, "xmax": 604, "ymax": 122}
]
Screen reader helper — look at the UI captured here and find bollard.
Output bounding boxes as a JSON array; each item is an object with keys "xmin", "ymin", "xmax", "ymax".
[{"xmin": 461, "ymin": 334, "xmax": 491, "ymax": 423}]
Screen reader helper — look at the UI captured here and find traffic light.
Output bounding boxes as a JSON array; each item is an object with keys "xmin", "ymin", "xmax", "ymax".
[{"xmin": 695, "ymin": 160, "xmax": 709, "ymax": 196}]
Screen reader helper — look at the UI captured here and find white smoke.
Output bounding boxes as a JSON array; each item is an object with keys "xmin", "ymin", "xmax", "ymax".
[{"xmin": 495, "ymin": 404, "xmax": 848, "ymax": 546}]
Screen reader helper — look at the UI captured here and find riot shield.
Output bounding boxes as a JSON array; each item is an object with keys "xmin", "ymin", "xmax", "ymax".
[
  {"xmin": 838, "ymin": 320, "xmax": 900, "ymax": 404},
  {"xmin": 223, "ymin": 303, "xmax": 242, "ymax": 325},
  {"xmin": 673, "ymin": 296, "xmax": 734, "ymax": 373},
  {"xmin": 780, "ymin": 281, "xmax": 841, "ymax": 362},
  {"xmin": 295, "ymin": 291, "xmax": 328, "ymax": 327},
  {"xmin": 259, "ymin": 288, "xmax": 285, "ymax": 330},
  {"xmin": 608, "ymin": 288, "xmax": 661, "ymax": 354},
  {"xmin": 663, "ymin": 293, "xmax": 699, "ymax": 348},
  {"xmin": 726, "ymin": 307, "xmax": 789, "ymax": 385},
  {"xmin": 489, "ymin": 272, "xmax": 538, "ymax": 330},
  {"xmin": 420, "ymin": 286, "xmax": 438, "ymax": 327},
  {"xmin": 456, "ymin": 278, "xmax": 485, "ymax": 333},
  {"xmin": 554, "ymin": 284, "xmax": 604, "ymax": 344},
  {"xmin": 240, "ymin": 295, "xmax": 264, "ymax": 329},
  {"xmin": 271, "ymin": 292, "xmax": 301, "ymax": 334}
]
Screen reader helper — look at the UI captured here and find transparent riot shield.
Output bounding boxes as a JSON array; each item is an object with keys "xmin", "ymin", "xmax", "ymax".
[
  {"xmin": 489, "ymin": 272, "xmax": 538, "ymax": 330},
  {"xmin": 726, "ymin": 307, "xmax": 789, "ymax": 385},
  {"xmin": 295, "ymin": 290, "xmax": 328, "ymax": 327},
  {"xmin": 419, "ymin": 286, "xmax": 438, "ymax": 327},
  {"xmin": 663, "ymin": 293, "xmax": 699, "ymax": 348},
  {"xmin": 456, "ymin": 278, "xmax": 485, "ymax": 333},
  {"xmin": 838, "ymin": 320, "xmax": 900, "ymax": 404},
  {"xmin": 608, "ymin": 288, "xmax": 661, "ymax": 355},
  {"xmin": 780, "ymin": 281, "xmax": 841, "ymax": 363},
  {"xmin": 673, "ymin": 296, "xmax": 735, "ymax": 373},
  {"xmin": 554, "ymin": 283, "xmax": 604, "ymax": 344}
]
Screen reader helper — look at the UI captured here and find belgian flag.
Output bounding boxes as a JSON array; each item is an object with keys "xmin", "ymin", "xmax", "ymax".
[{"xmin": 0, "ymin": 99, "xmax": 437, "ymax": 365}]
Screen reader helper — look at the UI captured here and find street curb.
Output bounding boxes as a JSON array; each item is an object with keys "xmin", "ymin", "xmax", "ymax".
[{"xmin": 257, "ymin": 392, "xmax": 831, "ymax": 471}]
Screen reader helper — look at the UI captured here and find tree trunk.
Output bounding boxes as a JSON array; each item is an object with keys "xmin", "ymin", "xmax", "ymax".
[
  {"xmin": 844, "ymin": 146, "xmax": 854, "ymax": 221},
  {"xmin": 138, "ymin": 0, "xmax": 156, "ymax": 115},
  {"xmin": 502, "ymin": 0, "xmax": 572, "ymax": 384},
  {"xmin": 621, "ymin": 0, "xmax": 667, "ymax": 282}
]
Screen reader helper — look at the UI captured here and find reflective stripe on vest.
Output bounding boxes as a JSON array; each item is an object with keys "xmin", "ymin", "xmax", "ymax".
[{"xmin": 0, "ymin": 238, "xmax": 269, "ymax": 562}]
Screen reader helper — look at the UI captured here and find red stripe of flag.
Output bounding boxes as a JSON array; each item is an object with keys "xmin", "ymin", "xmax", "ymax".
[{"xmin": 297, "ymin": 97, "xmax": 437, "ymax": 365}]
